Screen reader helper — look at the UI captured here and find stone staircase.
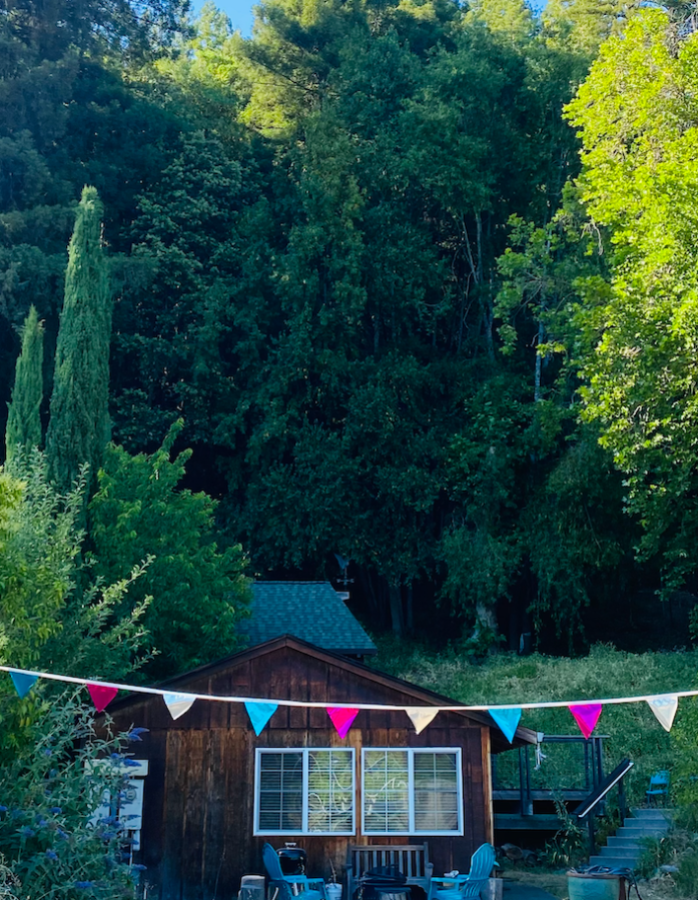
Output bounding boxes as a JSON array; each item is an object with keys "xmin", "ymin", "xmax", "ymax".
[{"xmin": 589, "ymin": 808, "xmax": 673, "ymax": 870}]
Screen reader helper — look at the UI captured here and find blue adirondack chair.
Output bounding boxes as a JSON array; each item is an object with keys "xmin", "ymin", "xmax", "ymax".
[
  {"xmin": 646, "ymin": 770, "xmax": 670, "ymax": 807},
  {"xmin": 427, "ymin": 844, "xmax": 497, "ymax": 900},
  {"xmin": 263, "ymin": 843, "xmax": 326, "ymax": 900}
]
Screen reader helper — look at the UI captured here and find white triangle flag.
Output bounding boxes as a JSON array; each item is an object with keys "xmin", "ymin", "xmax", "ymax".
[
  {"xmin": 163, "ymin": 692, "xmax": 196, "ymax": 720},
  {"xmin": 647, "ymin": 695, "xmax": 678, "ymax": 732},
  {"xmin": 406, "ymin": 708, "xmax": 439, "ymax": 734}
]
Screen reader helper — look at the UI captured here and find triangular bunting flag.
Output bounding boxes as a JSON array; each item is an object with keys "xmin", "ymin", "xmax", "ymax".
[
  {"xmin": 489, "ymin": 707, "xmax": 522, "ymax": 743},
  {"xmin": 10, "ymin": 671, "xmax": 37, "ymax": 699},
  {"xmin": 163, "ymin": 692, "xmax": 196, "ymax": 720},
  {"xmin": 327, "ymin": 707, "xmax": 359, "ymax": 739},
  {"xmin": 647, "ymin": 695, "xmax": 678, "ymax": 732},
  {"xmin": 87, "ymin": 683, "xmax": 118, "ymax": 713},
  {"xmin": 569, "ymin": 703, "xmax": 602, "ymax": 739},
  {"xmin": 405, "ymin": 708, "xmax": 439, "ymax": 734},
  {"xmin": 245, "ymin": 701, "xmax": 278, "ymax": 736}
]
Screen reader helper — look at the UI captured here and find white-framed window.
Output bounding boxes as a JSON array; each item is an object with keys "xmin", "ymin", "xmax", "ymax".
[
  {"xmin": 362, "ymin": 748, "xmax": 463, "ymax": 836},
  {"xmin": 254, "ymin": 748, "xmax": 355, "ymax": 836}
]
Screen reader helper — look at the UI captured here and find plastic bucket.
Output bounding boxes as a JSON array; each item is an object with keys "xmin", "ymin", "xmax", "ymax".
[
  {"xmin": 326, "ymin": 884, "xmax": 343, "ymax": 900},
  {"xmin": 568, "ymin": 873, "xmax": 621, "ymax": 900}
]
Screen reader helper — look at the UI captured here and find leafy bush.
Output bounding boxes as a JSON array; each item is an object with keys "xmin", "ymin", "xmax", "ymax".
[
  {"xmin": 88, "ymin": 422, "xmax": 251, "ymax": 680},
  {"xmin": 0, "ymin": 451, "xmax": 150, "ymax": 683},
  {"xmin": 676, "ymin": 849, "xmax": 698, "ymax": 896},
  {"xmin": 0, "ymin": 689, "xmax": 146, "ymax": 899},
  {"xmin": 541, "ymin": 804, "xmax": 587, "ymax": 869},
  {"xmin": 635, "ymin": 834, "xmax": 674, "ymax": 879}
]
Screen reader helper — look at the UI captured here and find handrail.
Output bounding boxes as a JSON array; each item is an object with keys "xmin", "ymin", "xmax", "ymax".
[{"xmin": 573, "ymin": 758, "xmax": 634, "ymax": 819}]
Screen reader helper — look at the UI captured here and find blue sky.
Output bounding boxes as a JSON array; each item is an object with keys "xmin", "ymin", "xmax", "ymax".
[{"xmin": 192, "ymin": 0, "xmax": 547, "ymax": 39}]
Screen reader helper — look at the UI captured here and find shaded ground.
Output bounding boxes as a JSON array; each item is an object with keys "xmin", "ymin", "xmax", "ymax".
[
  {"xmin": 502, "ymin": 871, "xmax": 567, "ymax": 899},
  {"xmin": 502, "ymin": 882, "xmax": 559, "ymax": 900},
  {"xmin": 502, "ymin": 871, "xmax": 683, "ymax": 900}
]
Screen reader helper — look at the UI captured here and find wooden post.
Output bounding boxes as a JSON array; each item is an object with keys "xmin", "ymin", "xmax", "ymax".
[{"xmin": 618, "ymin": 776, "xmax": 626, "ymax": 827}]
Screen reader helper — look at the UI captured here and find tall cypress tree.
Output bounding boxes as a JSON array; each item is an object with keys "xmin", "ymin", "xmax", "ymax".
[
  {"xmin": 5, "ymin": 305, "xmax": 44, "ymax": 468},
  {"xmin": 46, "ymin": 186, "xmax": 111, "ymax": 491}
]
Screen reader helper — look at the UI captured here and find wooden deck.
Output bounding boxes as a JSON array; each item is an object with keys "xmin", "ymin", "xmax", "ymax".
[{"xmin": 492, "ymin": 736, "xmax": 608, "ymax": 832}]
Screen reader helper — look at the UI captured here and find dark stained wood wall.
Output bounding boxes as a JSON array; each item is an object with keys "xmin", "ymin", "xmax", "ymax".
[{"xmin": 107, "ymin": 642, "xmax": 494, "ymax": 900}]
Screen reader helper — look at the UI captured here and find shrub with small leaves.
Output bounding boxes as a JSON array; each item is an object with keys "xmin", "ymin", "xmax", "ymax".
[{"xmin": 0, "ymin": 690, "xmax": 145, "ymax": 899}]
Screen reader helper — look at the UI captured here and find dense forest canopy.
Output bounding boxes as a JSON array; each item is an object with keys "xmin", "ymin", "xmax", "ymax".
[{"xmin": 4, "ymin": 0, "xmax": 698, "ymax": 659}]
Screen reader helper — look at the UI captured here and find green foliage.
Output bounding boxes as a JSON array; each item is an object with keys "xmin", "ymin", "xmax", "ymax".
[
  {"xmin": 373, "ymin": 639, "xmax": 697, "ymax": 807},
  {"xmin": 5, "ymin": 0, "xmax": 690, "ymax": 653},
  {"xmin": 88, "ymin": 422, "xmax": 251, "ymax": 679},
  {"xmin": 5, "ymin": 306, "xmax": 44, "ymax": 468},
  {"xmin": 541, "ymin": 804, "xmax": 587, "ymax": 869},
  {"xmin": 0, "ymin": 451, "xmax": 149, "ymax": 684},
  {"xmin": 0, "ymin": 691, "xmax": 147, "ymax": 899},
  {"xmin": 634, "ymin": 829, "xmax": 698, "ymax": 896},
  {"xmin": 46, "ymin": 187, "xmax": 111, "ymax": 493},
  {"xmin": 566, "ymin": 10, "xmax": 698, "ymax": 596}
]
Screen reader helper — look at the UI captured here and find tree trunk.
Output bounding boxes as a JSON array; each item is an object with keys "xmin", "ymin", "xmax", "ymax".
[
  {"xmin": 534, "ymin": 318, "xmax": 544, "ymax": 402},
  {"xmin": 389, "ymin": 583, "xmax": 404, "ymax": 636},
  {"xmin": 406, "ymin": 583, "xmax": 414, "ymax": 634}
]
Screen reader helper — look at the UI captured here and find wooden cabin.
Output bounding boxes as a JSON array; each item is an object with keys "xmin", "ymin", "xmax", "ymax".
[{"xmin": 106, "ymin": 636, "xmax": 535, "ymax": 900}]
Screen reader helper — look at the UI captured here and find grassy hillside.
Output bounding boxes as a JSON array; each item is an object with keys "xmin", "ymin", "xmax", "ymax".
[{"xmin": 371, "ymin": 639, "xmax": 698, "ymax": 807}]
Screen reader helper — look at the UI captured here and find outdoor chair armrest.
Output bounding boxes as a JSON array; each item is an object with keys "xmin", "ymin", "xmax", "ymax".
[
  {"xmin": 428, "ymin": 874, "xmax": 467, "ymax": 900},
  {"xmin": 306, "ymin": 878, "xmax": 326, "ymax": 897},
  {"xmin": 425, "ymin": 862, "xmax": 434, "ymax": 880}
]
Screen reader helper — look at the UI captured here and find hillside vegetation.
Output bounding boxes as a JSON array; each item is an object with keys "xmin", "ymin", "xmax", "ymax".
[
  {"xmin": 8, "ymin": 0, "xmax": 698, "ymax": 655},
  {"xmin": 373, "ymin": 640, "xmax": 698, "ymax": 807}
]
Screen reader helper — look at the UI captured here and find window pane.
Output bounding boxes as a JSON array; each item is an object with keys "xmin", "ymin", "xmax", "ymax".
[
  {"xmin": 258, "ymin": 752, "xmax": 303, "ymax": 832},
  {"xmin": 364, "ymin": 751, "xmax": 409, "ymax": 833},
  {"xmin": 307, "ymin": 750, "xmax": 353, "ymax": 833},
  {"xmin": 414, "ymin": 752, "xmax": 459, "ymax": 832}
]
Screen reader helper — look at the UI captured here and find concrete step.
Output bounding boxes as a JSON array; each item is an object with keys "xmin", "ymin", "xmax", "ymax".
[
  {"xmin": 607, "ymin": 838, "xmax": 642, "ymax": 849},
  {"xmin": 589, "ymin": 856, "xmax": 637, "ymax": 870},
  {"xmin": 599, "ymin": 847, "xmax": 639, "ymax": 858},
  {"xmin": 630, "ymin": 808, "xmax": 673, "ymax": 820},
  {"xmin": 617, "ymin": 824, "xmax": 668, "ymax": 836}
]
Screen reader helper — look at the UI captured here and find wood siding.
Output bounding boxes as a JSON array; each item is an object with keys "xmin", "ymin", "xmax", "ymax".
[{"xmin": 107, "ymin": 643, "xmax": 492, "ymax": 900}]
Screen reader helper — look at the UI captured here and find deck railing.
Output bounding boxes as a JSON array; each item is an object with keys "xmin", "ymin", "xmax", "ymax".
[
  {"xmin": 492, "ymin": 735, "xmax": 608, "ymax": 821},
  {"xmin": 573, "ymin": 758, "xmax": 634, "ymax": 853}
]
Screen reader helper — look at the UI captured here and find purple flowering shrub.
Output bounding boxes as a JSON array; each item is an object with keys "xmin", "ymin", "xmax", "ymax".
[{"xmin": 0, "ymin": 691, "xmax": 146, "ymax": 899}]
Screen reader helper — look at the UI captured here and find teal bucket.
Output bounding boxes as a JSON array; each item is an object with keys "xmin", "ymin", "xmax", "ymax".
[{"xmin": 567, "ymin": 873, "xmax": 621, "ymax": 900}]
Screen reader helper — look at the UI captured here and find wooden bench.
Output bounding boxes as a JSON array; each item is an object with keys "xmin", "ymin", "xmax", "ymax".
[{"xmin": 345, "ymin": 844, "xmax": 433, "ymax": 900}]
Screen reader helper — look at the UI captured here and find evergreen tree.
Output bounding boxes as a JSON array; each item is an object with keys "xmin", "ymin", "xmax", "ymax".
[
  {"xmin": 46, "ymin": 187, "xmax": 111, "ymax": 491},
  {"xmin": 5, "ymin": 306, "xmax": 44, "ymax": 468}
]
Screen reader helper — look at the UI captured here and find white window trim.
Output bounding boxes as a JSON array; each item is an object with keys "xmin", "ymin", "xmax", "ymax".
[
  {"xmin": 361, "ymin": 747, "xmax": 464, "ymax": 837},
  {"xmin": 254, "ymin": 748, "xmax": 356, "ymax": 836}
]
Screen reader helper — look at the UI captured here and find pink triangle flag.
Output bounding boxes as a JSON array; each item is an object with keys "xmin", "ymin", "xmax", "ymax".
[
  {"xmin": 327, "ymin": 707, "xmax": 359, "ymax": 739},
  {"xmin": 88, "ymin": 683, "xmax": 119, "ymax": 713},
  {"xmin": 569, "ymin": 703, "xmax": 602, "ymax": 739}
]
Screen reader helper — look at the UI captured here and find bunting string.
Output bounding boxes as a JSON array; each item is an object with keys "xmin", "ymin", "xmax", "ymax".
[
  {"xmin": 0, "ymin": 664, "xmax": 694, "ymax": 712},
  {"xmin": 0, "ymin": 665, "xmax": 694, "ymax": 738}
]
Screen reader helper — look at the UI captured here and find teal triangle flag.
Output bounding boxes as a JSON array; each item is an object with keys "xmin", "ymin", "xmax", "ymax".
[
  {"xmin": 10, "ymin": 671, "xmax": 38, "ymax": 699},
  {"xmin": 245, "ymin": 701, "xmax": 278, "ymax": 736},
  {"xmin": 489, "ymin": 707, "xmax": 522, "ymax": 743}
]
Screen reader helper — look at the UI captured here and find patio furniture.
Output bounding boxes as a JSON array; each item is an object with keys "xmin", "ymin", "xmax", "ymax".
[
  {"xmin": 346, "ymin": 844, "xmax": 432, "ymax": 900},
  {"xmin": 263, "ymin": 844, "xmax": 325, "ymax": 900},
  {"xmin": 646, "ymin": 770, "xmax": 669, "ymax": 806},
  {"xmin": 427, "ymin": 844, "xmax": 497, "ymax": 900}
]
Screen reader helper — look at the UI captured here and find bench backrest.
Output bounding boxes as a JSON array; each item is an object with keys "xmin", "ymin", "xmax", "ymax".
[{"xmin": 349, "ymin": 844, "xmax": 430, "ymax": 881}]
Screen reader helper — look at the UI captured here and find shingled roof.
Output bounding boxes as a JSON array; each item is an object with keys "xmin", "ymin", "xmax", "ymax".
[{"xmin": 242, "ymin": 581, "xmax": 377, "ymax": 657}]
